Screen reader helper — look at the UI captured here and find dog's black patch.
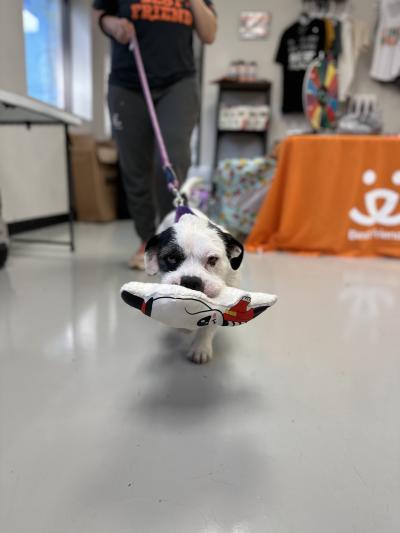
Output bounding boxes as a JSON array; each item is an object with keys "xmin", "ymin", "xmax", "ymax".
[
  {"xmin": 208, "ymin": 224, "xmax": 244, "ymax": 271},
  {"xmin": 146, "ymin": 227, "xmax": 186, "ymax": 273},
  {"xmin": 158, "ymin": 243, "xmax": 185, "ymax": 272}
]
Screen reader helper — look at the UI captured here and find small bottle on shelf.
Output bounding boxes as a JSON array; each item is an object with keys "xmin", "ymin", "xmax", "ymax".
[
  {"xmin": 249, "ymin": 61, "xmax": 258, "ymax": 82},
  {"xmin": 228, "ymin": 61, "xmax": 238, "ymax": 80},
  {"xmin": 237, "ymin": 61, "xmax": 246, "ymax": 82}
]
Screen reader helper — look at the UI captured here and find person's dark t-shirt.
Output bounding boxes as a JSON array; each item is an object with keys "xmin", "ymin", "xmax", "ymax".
[
  {"xmin": 93, "ymin": 0, "xmax": 215, "ymax": 89},
  {"xmin": 275, "ymin": 19, "xmax": 326, "ymax": 113}
]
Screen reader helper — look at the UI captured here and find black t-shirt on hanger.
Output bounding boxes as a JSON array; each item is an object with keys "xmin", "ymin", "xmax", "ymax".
[
  {"xmin": 275, "ymin": 19, "xmax": 326, "ymax": 113},
  {"xmin": 93, "ymin": 0, "xmax": 215, "ymax": 89}
]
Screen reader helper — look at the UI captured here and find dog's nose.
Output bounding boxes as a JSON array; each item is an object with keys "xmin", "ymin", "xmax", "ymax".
[{"xmin": 180, "ymin": 276, "xmax": 204, "ymax": 292}]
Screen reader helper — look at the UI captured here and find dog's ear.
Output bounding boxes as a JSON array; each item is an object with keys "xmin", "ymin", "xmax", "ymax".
[
  {"xmin": 210, "ymin": 224, "xmax": 245, "ymax": 270},
  {"xmin": 145, "ymin": 227, "xmax": 177, "ymax": 275},
  {"xmin": 222, "ymin": 232, "xmax": 244, "ymax": 270},
  {"xmin": 144, "ymin": 234, "xmax": 160, "ymax": 275}
]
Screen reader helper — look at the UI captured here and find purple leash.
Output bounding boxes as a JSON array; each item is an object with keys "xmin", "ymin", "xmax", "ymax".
[{"xmin": 129, "ymin": 33, "xmax": 189, "ymax": 221}]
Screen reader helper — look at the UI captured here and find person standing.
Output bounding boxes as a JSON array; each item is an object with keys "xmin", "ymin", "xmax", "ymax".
[{"xmin": 92, "ymin": 0, "xmax": 217, "ymax": 268}]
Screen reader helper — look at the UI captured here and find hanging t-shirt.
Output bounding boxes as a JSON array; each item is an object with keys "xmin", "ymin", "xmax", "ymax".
[
  {"xmin": 338, "ymin": 16, "xmax": 370, "ymax": 101},
  {"xmin": 275, "ymin": 19, "xmax": 326, "ymax": 113},
  {"xmin": 370, "ymin": 0, "xmax": 400, "ymax": 82},
  {"xmin": 93, "ymin": 0, "xmax": 215, "ymax": 89}
]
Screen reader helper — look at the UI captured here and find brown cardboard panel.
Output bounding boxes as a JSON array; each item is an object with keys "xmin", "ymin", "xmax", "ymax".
[{"xmin": 70, "ymin": 135, "xmax": 118, "ymax": 222}]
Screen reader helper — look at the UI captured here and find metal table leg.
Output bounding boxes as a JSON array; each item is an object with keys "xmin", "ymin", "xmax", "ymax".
[{"xmin": 64, "ymin": 124, "xmax": 75, "ymax": 252}]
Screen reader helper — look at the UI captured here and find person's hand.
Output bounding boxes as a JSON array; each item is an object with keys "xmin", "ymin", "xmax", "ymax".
[{"xmin": 104, "ymin": 16, "xmax": 135, "ymax": 45}]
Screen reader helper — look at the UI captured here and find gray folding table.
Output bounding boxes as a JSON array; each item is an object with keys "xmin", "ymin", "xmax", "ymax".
[{"xmin": 0, "ymin": 89, "xmax": 82, "ymax": 251}]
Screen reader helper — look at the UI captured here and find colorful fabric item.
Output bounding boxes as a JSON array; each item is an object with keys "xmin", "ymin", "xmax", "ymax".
[
  {"xmin": 121, "ymin": 282, "xmax": 277, "ymax": 330},
  {"xmin": 304, "ymin": 55, "xmax": 339, "ymax": 130},
  {"xmin": 325, "ymin": 18, "xmax": 336, "ymax": 52},
  {"xmin": 324, "ymin": 18, "xmax": 342, "ymax": 60},
  {"xmin": 215, "ymin": 157, "xmax": 276, "ymax": 237}
]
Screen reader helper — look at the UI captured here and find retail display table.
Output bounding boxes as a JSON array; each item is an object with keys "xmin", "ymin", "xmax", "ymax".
[{"xmin": 246, "ymin": 135, "xmax": 400, "ymax": 257}]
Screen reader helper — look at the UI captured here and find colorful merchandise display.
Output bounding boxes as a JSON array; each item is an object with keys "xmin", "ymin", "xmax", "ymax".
[
  {"xmin": 303, "ymin": 54, "xmax": 339, "ymax": 130},
  {"xmin": 215, "ymin": 157, "xmax": 276, "ymax": 237}
]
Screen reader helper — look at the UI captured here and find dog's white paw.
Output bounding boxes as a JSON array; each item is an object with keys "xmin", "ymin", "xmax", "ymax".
[{"xmin": 189, "ymin": 345, "xmax": 213, "ymax": 365}]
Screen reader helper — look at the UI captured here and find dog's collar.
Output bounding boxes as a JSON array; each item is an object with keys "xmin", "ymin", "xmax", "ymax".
[{"xmin": 175, "ymin": 205, "xmax": 196, "ymax": 223}]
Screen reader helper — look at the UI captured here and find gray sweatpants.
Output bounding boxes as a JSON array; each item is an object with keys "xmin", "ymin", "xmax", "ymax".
[{"xmin": 108, "ymin": 76, "xmax": 199, "ymax": 242}]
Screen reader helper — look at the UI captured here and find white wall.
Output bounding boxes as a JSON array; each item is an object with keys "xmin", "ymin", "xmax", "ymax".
[{"xmin": 200, "ymin": 0, "xmax": 400, "ymax": 168}]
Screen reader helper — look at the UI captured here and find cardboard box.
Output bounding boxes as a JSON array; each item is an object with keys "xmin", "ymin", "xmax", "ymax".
[{"xmin": 70, "ymin": 134, "xmax": 118, "ymax": 222}]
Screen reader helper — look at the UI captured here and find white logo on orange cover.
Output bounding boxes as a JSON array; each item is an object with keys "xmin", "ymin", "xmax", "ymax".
[{"xmin": 349, "ymin": 170, "xmax": 400, "ymax": 227}]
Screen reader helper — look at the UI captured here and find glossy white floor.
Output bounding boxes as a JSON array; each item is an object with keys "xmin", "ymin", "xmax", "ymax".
[{"xmin": 1, "ymin": 222, "xmax": 399, "ymax": 533}]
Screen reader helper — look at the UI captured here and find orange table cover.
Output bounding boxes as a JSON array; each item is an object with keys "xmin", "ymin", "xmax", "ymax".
[{"xmin": 246, "ymin": 135, "xmax": 400, "ymax": 257}]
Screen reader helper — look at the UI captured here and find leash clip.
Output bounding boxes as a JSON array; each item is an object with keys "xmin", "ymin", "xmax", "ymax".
[{"xmin": 172, "ymin": 187, "xmax": 185, "ymax": 207}]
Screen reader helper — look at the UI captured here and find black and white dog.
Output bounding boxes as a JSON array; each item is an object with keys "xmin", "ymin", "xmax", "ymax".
[{"xmin": 144, "ymin": 199, "xmax": 244, "ymax": 365}]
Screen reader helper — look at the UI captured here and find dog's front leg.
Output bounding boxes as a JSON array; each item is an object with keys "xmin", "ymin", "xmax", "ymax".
[{"xmin": 189, "ymin": 326, "xmax": 217, "ymax": 365}]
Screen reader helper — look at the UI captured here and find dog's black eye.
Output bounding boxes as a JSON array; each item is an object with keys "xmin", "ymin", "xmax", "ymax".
[
  {"xmin": 166, "ymin": 255, "xmax": 178, "ymax": 266},
  {"xmin": 207, "ymin": 256, "xmax": 219, "ymax": 267}
]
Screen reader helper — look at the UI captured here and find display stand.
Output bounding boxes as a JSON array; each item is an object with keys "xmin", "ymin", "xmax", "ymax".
[
  {"xmin": 0, "ymin": 89, "xmax": 82, "ymax": 251},
  {"xmin": 213, "ymin": 79, "xmax": 272, "ymax": 168}
]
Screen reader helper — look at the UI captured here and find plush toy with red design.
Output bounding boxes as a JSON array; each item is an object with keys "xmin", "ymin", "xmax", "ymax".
[{"xmin": 121, "ymin": 282, "xmax": 277, "ymax": 330}]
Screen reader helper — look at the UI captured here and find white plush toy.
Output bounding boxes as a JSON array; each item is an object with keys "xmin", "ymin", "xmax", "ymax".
[{"xmin": 121, "ymin": 282, "xmax": 277, "ymax": 330}]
